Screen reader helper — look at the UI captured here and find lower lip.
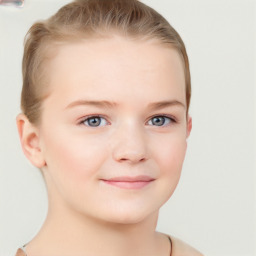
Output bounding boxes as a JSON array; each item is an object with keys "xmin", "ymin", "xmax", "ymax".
[{"xmin": 102, "ymin": 180, "xmax": 153, "ymax": 189}]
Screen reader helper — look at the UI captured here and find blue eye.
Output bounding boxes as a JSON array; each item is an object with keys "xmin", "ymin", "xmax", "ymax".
[
  {"xmin": 148, "ymin": 116, "xmax": 174, "ymax": 126},
  {"xmin": 81, "ymin": 116, "xmax": 108, "ymax": 127}
]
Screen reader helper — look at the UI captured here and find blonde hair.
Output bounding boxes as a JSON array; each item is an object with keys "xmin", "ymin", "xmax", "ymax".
[{"xmin": 21, "ymin": 0, "xmax": 191, "ymax": 124}]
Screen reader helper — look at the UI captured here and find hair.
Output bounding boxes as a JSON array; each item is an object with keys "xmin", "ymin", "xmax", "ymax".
[{"xmin": 21, "ymin": 0, "xmax": 191, "ymax": 125}]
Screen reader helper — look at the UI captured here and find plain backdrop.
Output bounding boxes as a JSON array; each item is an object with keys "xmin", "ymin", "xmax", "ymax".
[{"xmin": 0, "ymin": 0, "xmax": 255, "ymax": 255}]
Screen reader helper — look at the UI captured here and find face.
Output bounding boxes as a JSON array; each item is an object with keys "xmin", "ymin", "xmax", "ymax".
[{"xmin": 36, "ymin": 36, "xmax": 191, "ymax": 224}]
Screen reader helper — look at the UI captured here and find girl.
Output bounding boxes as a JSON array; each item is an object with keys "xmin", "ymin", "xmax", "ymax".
[{"xmin": 16, "ymin": 0, "xmax": 203, "ymax": 255}]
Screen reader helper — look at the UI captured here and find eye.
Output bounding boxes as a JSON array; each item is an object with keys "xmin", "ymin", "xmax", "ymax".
[
  {"xmin": 147, "ymin": 115, "xmax": 175, "ymax": 126},
  {"xmin": 80, "ymin": 116, "xmax": 108, "ymax": 127}
]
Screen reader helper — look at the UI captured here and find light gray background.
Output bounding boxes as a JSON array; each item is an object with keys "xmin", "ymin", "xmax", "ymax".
[{"xmin": 0, "ymin": 0, "xmax": 255, "ymax": 255}]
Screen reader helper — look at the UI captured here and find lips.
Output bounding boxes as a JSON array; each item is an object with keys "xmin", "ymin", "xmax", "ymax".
[{"xmin": 101, "ymin": 175, "xmax": 155, "ymax": 189}]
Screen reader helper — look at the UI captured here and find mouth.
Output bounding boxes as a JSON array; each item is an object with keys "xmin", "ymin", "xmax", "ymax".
[{"xmin": 100, "ymin": 175, "xmax": 155, "ymax": 189}]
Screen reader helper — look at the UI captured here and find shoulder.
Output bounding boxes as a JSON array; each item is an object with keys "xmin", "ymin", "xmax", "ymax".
[
  {"xmin": 15, "ymin": 248, "xmax": 26, "ymax": 256},
  {"xmin": 170, "ymin": 235, "xmax": 204, "ymax": 256}
]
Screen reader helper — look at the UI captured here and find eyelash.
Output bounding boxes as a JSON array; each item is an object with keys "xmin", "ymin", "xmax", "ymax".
[
  {"xmin": 78, "ymin": 114, "xmax": 177, "ymax": 128},
  {"xmin": 147, "ymin": 115, "xmax": 177, "ymax": 127},
  {"xmin": 79, "ymin": 115, "xmax": 109, "ymax": 127}
]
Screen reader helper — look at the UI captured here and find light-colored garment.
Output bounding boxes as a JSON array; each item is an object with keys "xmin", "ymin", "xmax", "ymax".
[
  {"xmin": 15, "ymin": 235, "xmax": 204, "ymax": 256},
  {"xmin": 15, "ymin": 238, "xmax": 172, "ymax": 256}
]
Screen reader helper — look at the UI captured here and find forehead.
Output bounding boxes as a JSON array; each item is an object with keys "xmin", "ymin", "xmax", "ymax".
[{"xmin": 44, "ymin": 36, "xmax": 186, "ymax": 106}]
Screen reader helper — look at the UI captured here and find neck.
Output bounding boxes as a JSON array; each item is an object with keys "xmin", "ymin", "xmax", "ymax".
[{"xmin": 26, "ymin": 202, "xmax": 170, "ymax": 256}]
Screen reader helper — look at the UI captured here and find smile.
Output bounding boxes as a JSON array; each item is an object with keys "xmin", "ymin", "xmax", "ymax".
[{"xmin": 101, "ymin": 175, "xmax": 155, "ymax": 189}]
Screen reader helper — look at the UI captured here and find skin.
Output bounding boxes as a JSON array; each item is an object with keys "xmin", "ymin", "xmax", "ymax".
[{"xmin": 17, "ymin": 35, "xmax": 192, "ymax": 256}]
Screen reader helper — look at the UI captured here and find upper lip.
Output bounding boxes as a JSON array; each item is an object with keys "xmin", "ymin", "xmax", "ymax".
[{"xmin": 101, "ymin": 175, "xmax": 155, "ymax": 182}]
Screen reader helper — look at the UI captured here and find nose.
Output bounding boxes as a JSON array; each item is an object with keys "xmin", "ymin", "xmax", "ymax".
[{"xmin": 111, "ymin": 123, "xmax": 148, "ymax": 164}]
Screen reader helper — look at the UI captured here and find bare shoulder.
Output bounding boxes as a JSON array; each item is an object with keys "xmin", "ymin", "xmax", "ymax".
[
  {"xmin": 15, "ymin": 248, "xmax": 26, "ymax": 256},
  {"xmin": 170, "ymin": 236, "xmax": 204, "ymax": 256}
]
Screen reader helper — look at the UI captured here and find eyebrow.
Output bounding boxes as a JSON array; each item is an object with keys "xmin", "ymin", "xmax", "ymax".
[
  {"xmin": 65, "ymin": 100, "xmax": 117, "ymax": 109},
  {"xmin": 65, "ymin": 99, "xmax": 186, "ymax": 110},
  {"xmin": 147, "ymin": 100, "xmax": 186, "ymax": 110}
]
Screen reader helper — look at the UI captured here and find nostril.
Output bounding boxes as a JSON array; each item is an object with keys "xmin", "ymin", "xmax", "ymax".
[
  {"xmin": 119, "ymin": 155, "xmax": 146, "ymax": 163},
  {"xmin": 111, "ymin": 133, "xmax": 148, "ymax": 163}
]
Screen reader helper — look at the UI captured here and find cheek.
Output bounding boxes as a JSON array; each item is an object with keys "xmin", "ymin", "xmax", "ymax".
[
  {"xmin": 41, "ymin": 129, "xmax": 108, "ymax": 188},
  {"xmin": 153, "ymin": 134, "xmax": 187, "ymax": 190},
  {"xmin": 153, "ymin": 132, "xmax": 187, "ymax": 171},
  {"xmin": 162, "ymin": 141, "xmax": 187, "ymax": 172}
]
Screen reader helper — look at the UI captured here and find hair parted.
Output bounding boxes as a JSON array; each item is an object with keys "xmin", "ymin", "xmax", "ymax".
[{"xmin": 21, "ymin": 0, "xmax": 191, "ymax": 124}]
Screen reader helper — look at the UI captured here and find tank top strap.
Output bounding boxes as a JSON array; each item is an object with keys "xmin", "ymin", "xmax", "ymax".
[{"xmin": 168, "ymin": 235, "xmax": 173, "ymax": 256}]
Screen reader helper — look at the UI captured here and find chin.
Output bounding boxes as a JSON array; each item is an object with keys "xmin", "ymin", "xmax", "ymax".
[
  {"xmin": 96, "ymin": 206, "xmax": 158, "ymax": 226},
  {"xmin": 107, "ymin": 214, "xmax": 145, "ymax": 225}
]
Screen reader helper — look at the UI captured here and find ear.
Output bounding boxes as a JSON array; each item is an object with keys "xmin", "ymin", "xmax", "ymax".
[
  {"xmin": 186, "ymin": 115, "xmax": 192, "ymax": 138},
  {"xmin": 16, "ymin": 114, "xmax": 46, "ymax": 168}
]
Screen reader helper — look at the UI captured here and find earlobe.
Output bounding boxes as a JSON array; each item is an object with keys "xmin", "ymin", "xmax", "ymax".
[
  {"xmin": 186, "ymin": 116, "xmax": 192, "ymax": 138},
  {"xmin": 16, "ymin": 114, "xmax": 46, "ymax": 168}
]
